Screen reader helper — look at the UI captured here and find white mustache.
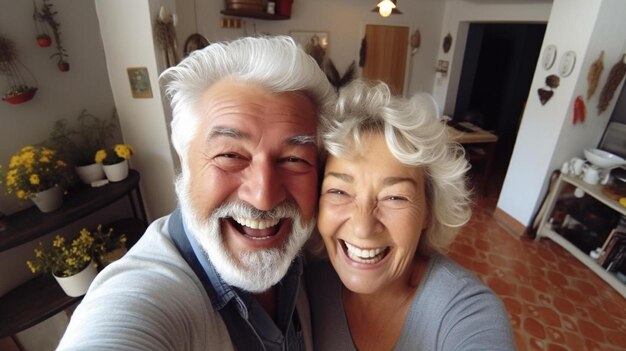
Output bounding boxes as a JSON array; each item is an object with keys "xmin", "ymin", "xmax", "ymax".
[{"xmin": 211, "ymin": 200, "xmax": 301, "ymax": 222}]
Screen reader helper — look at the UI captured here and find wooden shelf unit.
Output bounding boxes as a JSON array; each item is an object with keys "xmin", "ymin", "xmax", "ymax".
[
  {"xmin": 220, "ymin": 9, "xmax": 289, "ymax": 20},
  {"xmin": 0, "ymin": 170, "xmax": 148, "ymax": 339},
  {"xmin": 536, "ymin": 173, "xmax": 626, "ymax": 299}
]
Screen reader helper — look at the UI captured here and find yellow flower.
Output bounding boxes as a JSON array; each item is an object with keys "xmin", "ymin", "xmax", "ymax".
[
  {"xmin": 35, "ymin": 248, "xmax": 43, "ymax": 258},
  {"xmin": 56, "ymin": 160, "xmax": 67, "ymax": 167},
  {"xmin": 53, "ymin": 235, "xmax": 65, "ymax": 248},
  {"xmin": 16, "ymin": 190, "xmax": 26, "ymax": 199},
  {"xmin": 39, "ymin": 156, "xmax": 51, "ymax": 163},
  {"xmin": 29, "ymin": 174, "xmax": 40, "ymax": 185},
  {"xmin": 114, "ymin": 144, "xmax": 134, "ymax": 160},
  {"xmin": 20, "ymin": 146, "xmax": 35, "ymax": 152},
  {"xmin": 95, "ymin": 149, "xmax": 107, "ymax": 163}
]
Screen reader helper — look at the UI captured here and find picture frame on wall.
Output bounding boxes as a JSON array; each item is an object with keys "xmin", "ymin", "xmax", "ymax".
[{"xmin": 127, "ymin": 67, "xmax": 153, "ymax": 99}]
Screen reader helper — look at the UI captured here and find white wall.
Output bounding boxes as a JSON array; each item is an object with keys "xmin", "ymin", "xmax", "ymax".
[
  {"xmin": 95, "ymin": 0, "xmax": 178, "ymax": 221},
  {"xmin": 176, "ymin": 0, "xmax": 446, "ymax": 97},
  {"xmin": 498, "ymin": 0, "xmax": 626, "ymax": 225},
  {"xmin": 0, "ymin": 0, "xmax": 117, "ymax": 215}
]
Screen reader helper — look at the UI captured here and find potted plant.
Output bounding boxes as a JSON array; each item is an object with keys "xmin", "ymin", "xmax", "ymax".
[
  {"xmin": 1, "ymin": 145, "xmax": 71, "ymax": 212},
  {"xmin": 2, "ymin": 84, "xmax": 38, "ymax": 104},
  {"xmin": 26, "ymin": 230, "xmax": 97, "ymax": 297},
  {"xmin": 95, "ymin": 144, "xmax": 134, "ymax": 182},
  {"xmin": 47, "ymin": 109, "xmax": 119, "ymax": 185},
  {"xmin": 36, "ymin": 33, "xmax": 52, "ymax": 47},
  {"xmin": 1, "ymin": 33, "xmax": 38, "ymax": 104},
  {"xmin": 91, "ymin": 224, "xmax": 127, "ymax": 267}
]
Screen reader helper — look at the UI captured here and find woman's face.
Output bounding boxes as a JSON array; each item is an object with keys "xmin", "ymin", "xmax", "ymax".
[{"xmin": 319, "ymin": 133, "xmax": 428, "ymax": 295}]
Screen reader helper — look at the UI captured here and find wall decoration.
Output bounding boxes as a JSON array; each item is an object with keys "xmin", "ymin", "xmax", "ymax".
[
  {"xmin": 442, "ymin": 33, "xmax": 452, "ymax": 53},
  {"xmin": 33, "ymin": 0, "xmax": 70, "ymax": 72},
  {"xmin": 436, "ymin": 60, "xmax": 449, "ymax": 76},
  {"xmin": 410, "ymin": 28, "xmax": 421, "ymax": 54},
  {"xmin": 0, "ymin": 32, "xmax": 38, "ymax": 104},
  {"xmin": 155, "ymin": 6, "xmax": 179, "ymax": 68},
  {"xmin": 558, "ymin": 50, "xmax": 576, "ymax": 77},
  {"xmin": 324, "ymin": 60, "xmax": 356, "ymax": 92},
  {"xmin": 290, "ymin": 31, "xmax": 329, "ymax": 66},
  {"xmin": 587, "ymin": 51, "xmax": 604, "ymax": 100},
  {"xmin": 598, "ymin": 54, "xmax": 626, "ymax": 114},
  {"xmin": 127, "ymin": 67, "xmax": 153, "ymax": 99},
  {"xmin": 183, "ymin": 33, "xmax": 210, "ymax": 57},
  {"xmin": 573, "ymin": 96, "xmax": 585, "ymax": 125},
  {"xmin": 537, "ymin": 74, "xmax": 559, "ymax": 105},
  {"xmin": 541, "ymin": 44, "xmax": 557, "ymax": 70}
]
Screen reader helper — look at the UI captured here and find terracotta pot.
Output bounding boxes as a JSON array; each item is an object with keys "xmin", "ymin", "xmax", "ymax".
[
  {"xmin": 58, "ymin": 62, "xmax": 70, "ymax": 72},
  {"xmin": 103, "ymin": 159, "xmax": 129, "ymax": 182},
  {"xmin": 37, "ymin": 35, "xmax": 52, "ymax": 47},
  {"xmin": 53, "ymin": 260, "xmax": 98, "ymax": 297},
  {"xmin": 3, "ymin": 89, "xmax": 37, "ymax": 104},
  {"xmin": 31, "ymin": 186, "xmax": 63, "ymax": 213}
]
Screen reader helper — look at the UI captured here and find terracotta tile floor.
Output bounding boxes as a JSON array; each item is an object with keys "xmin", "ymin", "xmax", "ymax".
[{"xmin": 447, "ymin": 197, "xmax": 626, "ymax": 351}]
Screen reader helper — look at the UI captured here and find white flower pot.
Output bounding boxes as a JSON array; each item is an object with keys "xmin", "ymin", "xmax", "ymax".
[
  {"xmin": 53, "ymin": 260, "xmax": 98, "ymax": 297},
  {"xmin": 75, "ymin": 163, "xmax": 105, "ymax": 185},
  {"xmin": 30, "ymin": 186, "xmax": 63, "ymax": 213},
  {"xmin": 103, "ymin": 159, "xmax": 129, "ymax": 182}
]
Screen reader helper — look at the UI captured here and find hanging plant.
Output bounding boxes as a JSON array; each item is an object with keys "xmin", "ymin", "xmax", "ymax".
[
  {"xmin": 35, "ymin": 0, "xmax": 70, "ymax": 72},
  {"xmin": 32, "ymin": 2, "xmax": 52, "ymax": 47},
  {"xmin": 0, "ymin": 33, "xmax": 38, "ymax": 104}
]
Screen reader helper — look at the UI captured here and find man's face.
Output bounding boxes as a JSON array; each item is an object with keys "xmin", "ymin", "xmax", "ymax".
[{"xmin": 179, "ymin": 79, "xmax": 319, "ymax": 292}]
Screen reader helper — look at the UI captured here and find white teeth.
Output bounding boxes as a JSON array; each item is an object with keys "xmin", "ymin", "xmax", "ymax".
[
  {"xmin": 233, "ymin": 217, "xmax": 280, "ymax": 230},
  {"xmin": 344, "ymin": 241, "xmax": 387, "ymax": 264}
]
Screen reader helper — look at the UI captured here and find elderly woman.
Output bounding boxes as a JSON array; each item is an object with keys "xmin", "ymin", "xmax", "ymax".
[{"xmin": 307, "ymin": 80, "xmax": 515, "ymax": 350}]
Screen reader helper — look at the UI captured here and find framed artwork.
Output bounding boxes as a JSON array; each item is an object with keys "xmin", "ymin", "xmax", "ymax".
[
  {"xmin": 127, "ymin": 67, "xmax": 153, "ymax": 99},
  {"xmin": 289, "ymin": 31, "xmax": 329, "ymax": 64}
]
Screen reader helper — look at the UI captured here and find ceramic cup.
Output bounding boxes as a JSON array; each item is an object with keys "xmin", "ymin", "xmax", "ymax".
[
  {"xmin": 570, "ymin": 157, "xmax": 585, "ymax": 176},
  {"xmin": 561, "ymin": 161, "xmax": 570, "ymax": 174},
  {"xmin": 582, "ymin": 164, "xmax": 600, "ymax": 185}
]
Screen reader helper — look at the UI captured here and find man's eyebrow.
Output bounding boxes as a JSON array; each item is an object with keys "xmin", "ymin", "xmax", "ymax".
[
  {"xmin": 206, "ymin": 127, "xmax": 248, "ymax": 141},
  {"xmin": 286, "ymin": 135, "xmax": 317, "ymax": 146},
  {"xmin": 325, "ymin": 172, "xmax": 353, "ymax": 182}
]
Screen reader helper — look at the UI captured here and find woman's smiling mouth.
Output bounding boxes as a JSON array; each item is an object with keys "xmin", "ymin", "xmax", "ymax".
[{"xmin": 341, "ymin": 240, "xmax": 390, "ymax": 264}]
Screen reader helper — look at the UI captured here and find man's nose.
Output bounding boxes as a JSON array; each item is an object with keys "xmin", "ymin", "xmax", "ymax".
[{"xmin": 239, "ymin": 160, "xmax": 287, "ymax": 211}]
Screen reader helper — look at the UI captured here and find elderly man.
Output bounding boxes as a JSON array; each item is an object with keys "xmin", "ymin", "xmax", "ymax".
[{"xmin": 58, "ymin": 36, "xmax": 334, "ymax": 350}]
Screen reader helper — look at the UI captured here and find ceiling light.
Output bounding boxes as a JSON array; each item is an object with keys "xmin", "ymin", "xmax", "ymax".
[{"xmin": 372, "ymin": 0, "xmax": 402, "ymax": 17}]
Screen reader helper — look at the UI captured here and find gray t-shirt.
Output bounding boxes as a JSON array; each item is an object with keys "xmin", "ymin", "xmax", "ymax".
[{"xmin": 307, "ymin": 254, "xmax": 515, "ymax": 351}]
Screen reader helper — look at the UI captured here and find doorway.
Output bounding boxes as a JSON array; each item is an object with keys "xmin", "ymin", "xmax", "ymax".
[{"xmin": 453, "ymin": 23, "xmax": 546, "ymax": 202}]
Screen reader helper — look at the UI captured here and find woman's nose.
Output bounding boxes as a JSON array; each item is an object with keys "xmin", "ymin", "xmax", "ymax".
[
  {"xmin": 349, "ymin": 200, "xmax": 382, "ymax": 238},
  {"xmin": 238, "ymin": 160, "xmax": 287, "ymax": 211}
]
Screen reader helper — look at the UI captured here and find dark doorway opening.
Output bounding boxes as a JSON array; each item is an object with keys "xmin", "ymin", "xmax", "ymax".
[{"xmin": 454, "ymin": 23, "xmax": 546, "ymax": 203}]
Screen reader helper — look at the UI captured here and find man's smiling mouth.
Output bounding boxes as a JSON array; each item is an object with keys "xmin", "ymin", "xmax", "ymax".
[{"xmin": 230, "ymin": 217, "xmax": 282, "ymax": 240}]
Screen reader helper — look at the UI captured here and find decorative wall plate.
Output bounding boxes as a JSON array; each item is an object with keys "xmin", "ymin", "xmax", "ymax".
[
  {"xmin": 559, "ymin": 50, "xmax": 576, "ymax": 77},
  {"xmin": 541, "ymin": 44, "xmax": 557, "ymax": 70}
]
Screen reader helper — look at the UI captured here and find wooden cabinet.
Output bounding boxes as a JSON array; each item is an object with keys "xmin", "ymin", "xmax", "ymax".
[
  {"xmin": 536, "ymin": 173, "xmax": 626, "ymax": 298},
  {"xmin": 0, "ymin": 170, "xmax": 147, "ymax": 340}
]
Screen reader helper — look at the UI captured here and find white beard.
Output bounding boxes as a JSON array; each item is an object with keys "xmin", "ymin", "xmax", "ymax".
[{"xmin": 174, "ymin": 173, "xmax": 314, "ymax": 293}]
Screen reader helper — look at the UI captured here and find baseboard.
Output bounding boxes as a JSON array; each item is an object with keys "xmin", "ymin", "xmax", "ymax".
[{"xmin": 493, "ymin": 207, "xmax": 526, "ymax": 237}]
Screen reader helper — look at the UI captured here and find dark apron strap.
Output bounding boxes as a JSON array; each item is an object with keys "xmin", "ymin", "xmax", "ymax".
[{"xmin": 168, "ymin": 209, "xmax": 266, "ymax": 351}]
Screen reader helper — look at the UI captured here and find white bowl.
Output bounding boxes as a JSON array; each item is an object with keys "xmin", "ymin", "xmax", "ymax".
[{"xmin": 584, "ymin": 148, "xmax": 626, "ymax": 169}]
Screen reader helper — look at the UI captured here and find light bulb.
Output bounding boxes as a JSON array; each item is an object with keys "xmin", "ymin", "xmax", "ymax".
[{"xmin": 377, "ymin": 0, "xmax": 395, "ymax": 17}]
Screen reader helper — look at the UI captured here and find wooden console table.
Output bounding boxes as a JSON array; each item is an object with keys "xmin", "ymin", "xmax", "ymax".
[{"xmin": 0, "ymin": 170, "xmax": 147, "ymax": 341}]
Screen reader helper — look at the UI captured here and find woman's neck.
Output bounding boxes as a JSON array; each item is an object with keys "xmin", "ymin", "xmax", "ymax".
[{"xmin": 342, "ymin": 255, "xmax": 429, "ymax": 351}]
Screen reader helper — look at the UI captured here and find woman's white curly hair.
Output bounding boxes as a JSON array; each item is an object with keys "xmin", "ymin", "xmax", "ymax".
[{"xmin": 322, "ymin": 79, "xmax": 471, "ymax": 254}]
